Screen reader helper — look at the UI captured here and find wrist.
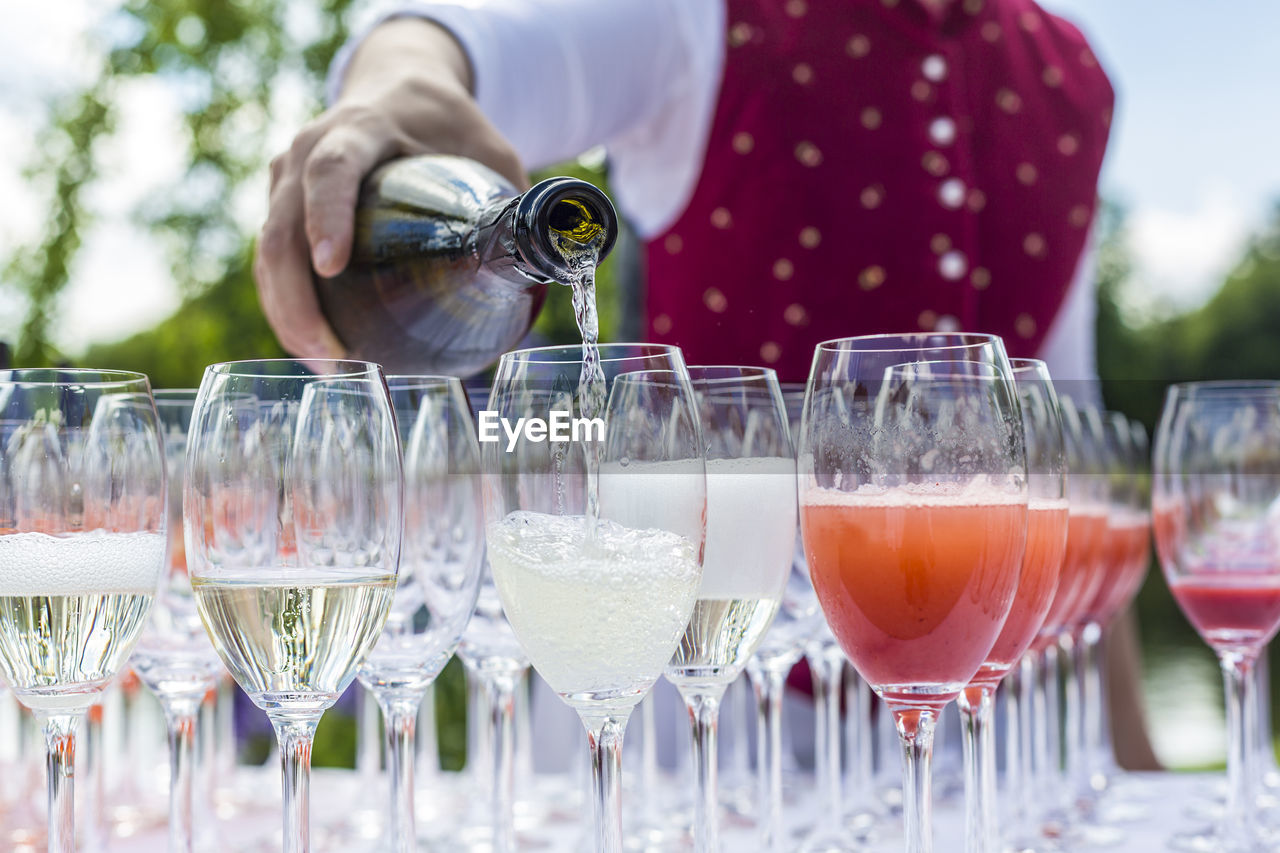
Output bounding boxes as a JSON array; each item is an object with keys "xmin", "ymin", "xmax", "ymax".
[{"xmin": 342, "ymin": 17, "xmax": 473, "ymax": 101}]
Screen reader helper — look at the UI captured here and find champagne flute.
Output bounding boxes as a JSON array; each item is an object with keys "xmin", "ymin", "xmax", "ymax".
[
  {"xmin": 0, "ymin": 369, "xmax": 167, "ymax": 853},
  {"xmin": 1154, "ymin": 381, "xmax": 1280, "ymax": 852},
  {"xmin": 356, "ymin": 375, "xmax": 484, "ymax": 852},
  {"xmin": 954, "ymin": 359, "xmax": 1068, "ymax": 853},
  {"xmin": 184, "ymin": 359, "xmax": 402, "ymax": 853},
  {"xmin": 663, "ymin": 366, "xmax": 796, "ymax": 853},
  {"xmin": 799, "ymin": 334, "xmax": 1028, "ymax": 853},
  {"xmin": 131, "ymin": 388, "xmax": 242, "ymax": 853},
  {"xmin": 483, "ymin": 343, "xmax": 706, "ymax": 853}
]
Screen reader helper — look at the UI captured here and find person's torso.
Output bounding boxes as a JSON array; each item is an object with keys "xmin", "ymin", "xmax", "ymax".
[{"xmin": 644, "ymin": 0, "xmax": 1113, "ymax": 380}]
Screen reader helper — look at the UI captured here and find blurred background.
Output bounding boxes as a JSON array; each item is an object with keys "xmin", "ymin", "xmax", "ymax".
[{"xmin": 1, "ymin": 0, "xmax": 1279, "ymax": 771}]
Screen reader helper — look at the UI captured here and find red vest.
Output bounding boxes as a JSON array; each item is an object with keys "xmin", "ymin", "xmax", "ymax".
[{"xmin": 644, "ymin": 0, "xmax": 1114, "ymax": 381}]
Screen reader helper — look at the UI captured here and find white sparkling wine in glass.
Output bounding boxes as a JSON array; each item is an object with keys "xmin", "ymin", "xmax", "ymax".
[
  {"xmin": 667, "ymin": 456, "xmax": 796, "ymax": 687},
  {"xmin": 0, "ymin": 531, "xmax": 165, "ymax": 712},
  {"xmin": 192, "ymin": 569, "xmax": 395, "ymax": 706},
  {"xmin": 486, "ymin": 511, "xmax": 700, "ymax": 711}
]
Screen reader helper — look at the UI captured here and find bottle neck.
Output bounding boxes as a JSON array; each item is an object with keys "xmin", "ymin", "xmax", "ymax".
[{"xmin": 475, "ymin": 177, "xmax": 618, "ymax": 285}]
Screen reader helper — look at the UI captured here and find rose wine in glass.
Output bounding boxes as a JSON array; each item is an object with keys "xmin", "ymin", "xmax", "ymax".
[
  {"xmin": 800, "ymin": 336, "xmax": 1028, "ymax": 853},
  {"xmin": 1155, "ymin": 381, "xmax": 1280, "ymax": 853},
  {"xmin": 956, "ymin": 358, "xmax": 1068, "ymax": 853}
]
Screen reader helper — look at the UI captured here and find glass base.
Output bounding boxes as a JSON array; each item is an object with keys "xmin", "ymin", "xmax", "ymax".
[{"xmin": 1169, "ymin": 824, "xmax": 1280, "ymax": 853}]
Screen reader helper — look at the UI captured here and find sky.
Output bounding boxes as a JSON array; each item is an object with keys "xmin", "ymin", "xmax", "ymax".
[{"xmin": 1, "ymin": 0, "xmax": 1280, "ymax": 351}]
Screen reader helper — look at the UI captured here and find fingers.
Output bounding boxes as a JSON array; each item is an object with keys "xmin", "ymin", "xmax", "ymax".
[
  {"xmin": 302, "ymin": 118, "xmax": 400, "ymax": 277},
  {"xmin": 255, "ymin": 177, "xmax": 347, "ymax": 360}
]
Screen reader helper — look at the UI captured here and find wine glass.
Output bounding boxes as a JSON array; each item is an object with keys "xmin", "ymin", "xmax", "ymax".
[
  {"xmin": 184, "ymin": 359, "xmax": 402, "ymax": 853},
  {"xmin": 1154, "ymin": 381, "xmax": 1280, "ymax": 852},
  {"xmin": 799, "ymin": 334, "xmax": 1028, "ymax": 853},
  {"xmin": 356, "ymin": 375, "xmax": 484, "ymax": 852},
  {"xmin": 131, "ymin": 388, "xmax": 241, "ymax": 853},
  {"xmin": 483, "ymin": 343, "xmax": 706, "ymax": 853},
  {"xmin": 0, "ymin": 368, "xmax": 167, "ymax": 853},
  {"xmin": 662, "ymin": 366, "xmax": 796, "ymax": 853},
  {"xmin": 1016, "ymin": 395, "xmax": 1105, "ymax": 842},
  {"xmin": 1072, "ymin": 412, "xmax": 1143, "ymax": 811},
  {"xmin": 745, "ymin": 385, "xmax": 821, "ymax": 853},
  {"xmin": 954, "ymin": 358, "xmax": 1067, "ymax": 853},
  {"xmin": 454, "ymin": 383, "xmax": 535, "ymax": 853}
]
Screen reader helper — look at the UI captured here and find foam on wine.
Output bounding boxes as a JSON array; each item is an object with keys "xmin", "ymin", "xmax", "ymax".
[
  {"xmin": 0, "ymin": 530, "xmax": 165, "ymax": 595},
  {"xmin": 0, "ymin": 531, "xmax": 164, "ymax": 711},
  {"xmin": 487, "ymin": 511, "xmax": 700, "ymax": 709}
]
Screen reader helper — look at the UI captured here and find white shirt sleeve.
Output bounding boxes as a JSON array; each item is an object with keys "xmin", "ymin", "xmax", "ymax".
[
  {"xmin": 1037, "ymin": 226, "xmax": 1100, "ymax": 400},
  {"xmin": 327, "ymin": 0, "xmax": 725, "ymax": 237}
]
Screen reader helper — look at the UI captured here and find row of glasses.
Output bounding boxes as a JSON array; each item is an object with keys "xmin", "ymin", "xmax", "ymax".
[
  {"xmin": 956, "ymin": 359, "xmax": 1069, "ymax": 853},
  {"xmin": 798, "ymin": 333, "xmax": 1030, "ymax": 853}
]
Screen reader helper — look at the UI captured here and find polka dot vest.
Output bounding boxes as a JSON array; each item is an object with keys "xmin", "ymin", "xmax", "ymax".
[{"xmin": 644, "ymin": 0, "xmax": 1114, "ymax": 381}]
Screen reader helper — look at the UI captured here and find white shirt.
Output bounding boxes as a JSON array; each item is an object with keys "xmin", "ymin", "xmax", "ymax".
[{"xmin": 329, "ymin": 0, "xmax": 1097, "ymax": 383}]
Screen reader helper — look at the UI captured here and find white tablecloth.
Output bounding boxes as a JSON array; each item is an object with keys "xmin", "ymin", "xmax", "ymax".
[{"xmin": 75, "ymin": 769, "xmax": 1235, "ymax": 852}]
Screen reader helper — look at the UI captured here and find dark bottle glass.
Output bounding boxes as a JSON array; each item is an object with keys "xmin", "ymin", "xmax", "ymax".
[{"xmin": 314, "ymin": 155, "xmax": 617, "ymax": 377}]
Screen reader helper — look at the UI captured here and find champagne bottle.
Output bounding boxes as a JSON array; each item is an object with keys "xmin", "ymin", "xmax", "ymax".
[{"xmin": 314, "ymin": 155, "xmax": 617, "ymax": 377}]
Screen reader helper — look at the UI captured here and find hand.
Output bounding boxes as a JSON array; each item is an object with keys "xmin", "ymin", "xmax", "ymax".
[{"xmin": 255, "ymin": 18, "xmax": 529, "ymax": 359}]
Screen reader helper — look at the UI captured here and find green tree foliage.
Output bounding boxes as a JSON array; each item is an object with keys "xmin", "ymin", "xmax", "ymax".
[{"xmin": 1098, "ymin": 202, "xmax": 1280, "ymax": 433}]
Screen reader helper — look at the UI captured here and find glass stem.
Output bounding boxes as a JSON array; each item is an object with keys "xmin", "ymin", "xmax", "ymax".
[
  {"xmin": 463, "ymin": 662, "xmax": 494, "ymax": 795},
  {"xmin": 199, "ymin": 687, "xmax": 217, "ymax": 821},
  {"xmin": 1039, "ymin": 642, "xmax": 1062, "ymax": 809},
  {"xmin": 581, "ymin": 711, "xmax": 629, "ymax": 853},
  {"xmin": 1254, "ymin": 654, "xmax": 1277, "ymax": 780},
  {"xmin": 748, "ymin": 661, "xmax": 788, "ymax": 853},
  {"xmin": 895, "ymin": 707, "xmax": 939, "ymax": 853},
  {"xmin": 1221, "ymin": 652, "xmax": 1259, "ymax": 848},
  {"xmin": 216, "ymin": 675, "xmax": 237, "ymax": 777},
  {"xmin": 357, "ymin": 684, "xmax": 380, "ymax": 786},
  {"xmin": 807, "ymin": 640, "xmax": 845, "ymax": 835},
  {"xmin": 378, "ymin": 696, "xmax": 421, "ymax": 853},
  {"xmin": 86, "ymin": 702, "xmax": 107, "ymax": 851},
  {"xmin": 161, "ymin": 693, "xmax": 204, "ymax": 853},
  {"xmin": 958, "ymin": 686, "xmax": 997, "ymax": 853},
  {"xmin": 844, "ymin": 664, "xmax": 876, "ymax": 829},
  {"xmin": 514, "ymin": 670, "xmax": 534, "ymax": 786},
  {"xmin": 485, "ymin": 671, "xmax": 520, "ymax": 853},
  {"xmin": 40, "ymin": 712, "xmax": 79, "ymax": 853},
  {"xmin": 639, "ymin": 690, "xmax": 659, "ymax": 830},
  {"xmin": 1059, "ymin": 631, "xmax": 1082, "ymax": 810},
  {"xmin": 684, "ymin": 688, "xmax": 726, "ymax": 853},
  {"xmin": 417, "ymin": 682, "xmax": 439, "ymax": 789},
  {"xmin": 1080, "ymin": 621, "xmax": 1106, "ymax": 795},
  {"xmin": 269, "ymin": 711, "xmax": 321, "ymax": 853},
  {"xmin": 1011, "ymin": 654, "xmax": 1039, "ymax": 832}
]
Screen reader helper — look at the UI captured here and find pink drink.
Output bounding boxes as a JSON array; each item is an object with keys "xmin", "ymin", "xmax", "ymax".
[
  {"xmin": 803, "ymin": 490, "xmax": 1025, "ymax": 706},
  {"xmin": 1169, "ymin": 576, "xmax": 1280, "ymax": 655},
  {"xmin": 971, "ymin": 503, "xmax": 1068, "ymax": 685}
]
